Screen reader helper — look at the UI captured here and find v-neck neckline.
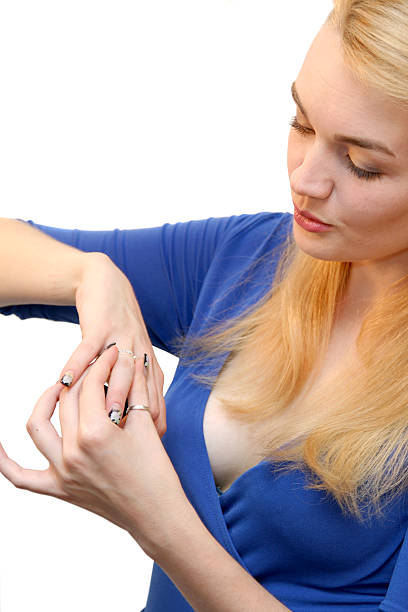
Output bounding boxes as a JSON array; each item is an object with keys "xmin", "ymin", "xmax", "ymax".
[
  {"xmin": 187, "ymin": 365, "xmax": 268, "ymax": 570},
  {"xmin": 195, "ymin": 352, "xmax": 268, "ymax": 498}
]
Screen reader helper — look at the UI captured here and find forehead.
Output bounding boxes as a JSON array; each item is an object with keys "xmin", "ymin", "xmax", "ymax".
[{"xmin": 295, "ymin": 22, "xmax": 408, "ymax": 158}]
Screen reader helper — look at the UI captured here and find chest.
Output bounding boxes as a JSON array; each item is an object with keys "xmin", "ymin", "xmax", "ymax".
[
  {"xmin": 202, "ymin": 390, "xmax": 262, "ymax": 493},
  {"xmin": 203, "ymin": 322, "xmax": 360, "ymax": 493}
]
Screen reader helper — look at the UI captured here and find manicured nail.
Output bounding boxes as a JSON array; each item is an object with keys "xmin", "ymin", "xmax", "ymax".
[
  {"xmin": 104, "ymin": 342, "xmax": 117, "ymax": 352},
  {"xmin": 60, "ymin": 372, "xmax": 74, "ymax": 387},
  {"xmin": 144, "ymin": 353, "xmax": 149, "ymax": 368},
  {"xmin": 108, "ymin": 403, "xmax": 122, "ymax": 425},
  {"xmin": 88, "ymin": 342, "xmax": 117, "ymax": 366}
]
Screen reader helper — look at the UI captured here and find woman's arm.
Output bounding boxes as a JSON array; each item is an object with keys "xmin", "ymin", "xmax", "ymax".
[
  {"xmin": 0, "ymin": 218, "xmax": 95, "ymax": 306},
  {"xmin": 0, "ymin": 343, "xmax": 291, "ymax": 611},
  {"xmin": 0, "ymin": 216, "xmax": 167, "ymax": 434},
  {"xmin": 145, "ymin": 503, "xmax": 291, "ymax": 612},
  {"xmin": 0, "ymin": 217, "xmax": 90, "ymax": 307}
]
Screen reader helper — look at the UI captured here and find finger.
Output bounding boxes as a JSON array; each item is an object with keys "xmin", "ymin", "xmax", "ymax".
[
  {"xmin": 26, "ymin": 382, "xmax": 63, "ymax": 467},
  {"xmin": 104, "ymin": 350, "xmax": 135, "ymax": 425},
  {"xmin": 0, "ymin": 440, "xmax": 57, "ymax": 495},
  {"xmin": 79, "ymin": 344, "xmax": 120, "ymax": 434},
  {"xmin": 124, "ymin": 357, "xmax": 151, "ymax": 429},
  {"xmin": 127, "ymin": 353, "xmax": 162, "ymax": 423},
  {"xmin": 57, "ymin": 337, "xmax": 116, "ymax": 388},
  {"xmin": 145, "ymin": 379, "xmax": 160, "ymax": 422},
  {"xmin": 144, "ymin": 383, "xmax": 164, "ymax": 435},
  {"xmin": 154, "ymin": 395, "xmax": 167, "ymax": 439},
  {"xmin": 146, "ymin": 364, "xmax": 167, "ymax": 437},
  {"xmin": 58, "ymin": 369, "xmax": 87, "ymax": 449}
]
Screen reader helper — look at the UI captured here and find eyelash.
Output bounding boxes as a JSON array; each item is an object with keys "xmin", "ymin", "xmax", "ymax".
[{"xmin": 289, "ymin": 116, "xmax": 383, "ymax": 182}]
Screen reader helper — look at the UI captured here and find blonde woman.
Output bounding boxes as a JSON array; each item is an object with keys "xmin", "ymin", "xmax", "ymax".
[{"xmin": 1, "ymin": 1, "xmax": 408, "ymax": 610}]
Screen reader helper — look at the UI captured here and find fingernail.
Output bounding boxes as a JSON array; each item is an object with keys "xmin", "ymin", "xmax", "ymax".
[
  {"xmin": 144, "ymin": 353, "xmax": 149, "ymax": 368},
  {"xmin": 108, "ymin": 403, "xmax": 122, "ymax": 425},
  {"xmin": 60, "ymin": 372, "xmax": 74, "ymax": 387},
  {"xmin": 104, "ymin": 342, "xmax": 117, "ymax": 352},
  {"xmin": 89, "ymin": 342, "xmax": 117, "ymax": 366}
]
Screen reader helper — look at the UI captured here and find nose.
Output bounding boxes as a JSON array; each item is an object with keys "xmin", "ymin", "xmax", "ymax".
[{"xmin": 289, "ymin": 142, "xmax": 334, "ymax": 201}]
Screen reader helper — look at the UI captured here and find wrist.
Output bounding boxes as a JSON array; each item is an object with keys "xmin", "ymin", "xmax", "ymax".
[
  {"xmin": 74, "ymin": 251, "xmax": 113, "ymax": 302},
  {"xmin": 133, "ymin": 497, "xmax": 199, "ymax": 561}
]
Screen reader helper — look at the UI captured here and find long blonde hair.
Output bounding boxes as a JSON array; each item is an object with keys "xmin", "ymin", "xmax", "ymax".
[{"xmin": 177, "ymin": 1, "xmax": 408, "ymax": 521}]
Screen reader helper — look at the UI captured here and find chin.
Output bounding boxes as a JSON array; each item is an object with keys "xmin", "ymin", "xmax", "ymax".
[{"xmin": 292, "ymin": 224, "xmax": 344, "ymax": 262}]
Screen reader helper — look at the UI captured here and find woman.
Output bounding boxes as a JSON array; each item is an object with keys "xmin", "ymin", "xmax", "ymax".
[{"xmin": 1, "ymin": 1, "xmax": 407, "ymax": 609}]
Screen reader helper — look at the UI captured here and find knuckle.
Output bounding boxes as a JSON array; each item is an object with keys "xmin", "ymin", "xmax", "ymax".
[
  {"xmin": 77, "ymin": 426, "xmax": 106, "ymax": 451},
  {"xmin": 63, "ymin": 449, "xmax": 84, "ymax": 472},
  {"xmin": 106, "ymin": 389, "xmax": 126, "ymax": 407},
  {"xmin": 81, "ymin": 337, "xmax": 101, "ymax": 357}
]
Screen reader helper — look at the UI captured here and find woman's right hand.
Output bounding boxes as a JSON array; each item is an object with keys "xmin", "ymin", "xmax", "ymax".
[{"xmin": 56, "ymin": 252, "xmax": 167, "ymax": 437}]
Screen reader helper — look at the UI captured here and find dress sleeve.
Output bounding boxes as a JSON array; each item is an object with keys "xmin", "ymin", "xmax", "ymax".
[
  {"xmin": 379, "ymin": 525, "xmax": 408, "ymax": 612},
  {"xmin": 0, "ymin": 215, "xmax": 252, "ymax": 354}
]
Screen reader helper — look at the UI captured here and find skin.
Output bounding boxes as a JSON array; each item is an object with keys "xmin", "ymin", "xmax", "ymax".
[
  {"xmin": 3, "ymin": 18, "xmax": 408, "ymax": 612},
  {"xmin": 287, "ymin": 22, "xmax": 408, "ymax": 315}
]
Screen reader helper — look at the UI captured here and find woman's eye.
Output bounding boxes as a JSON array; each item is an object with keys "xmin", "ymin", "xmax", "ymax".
[
  {"xmin": 289, "ymin": 116, "xmax": 314, "ymax": 136},
  {"xmin": 289, "ymin": 116, "xmax": 383, "ymax": 182},
  {"xmin": 345, "ymin": 155, "xmax": 382, "ymax": 181}
]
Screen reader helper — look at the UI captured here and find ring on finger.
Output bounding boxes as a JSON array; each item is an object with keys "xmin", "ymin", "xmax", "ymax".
[
  {"xmin": 127, "ymin": 404, "xmax": 150, "ymax": 413},
  {"xmin": 116, "ymin": 349, "xmax": 149, "ymax": 369},
  {"xmin": 118, "ymin": 348, "xmax": 136, "ymax": 359}
]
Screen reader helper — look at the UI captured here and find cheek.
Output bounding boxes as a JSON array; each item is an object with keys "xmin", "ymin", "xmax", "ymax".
[{"xmin": 339, "ymin": 182, "xmax": 408, "ymax": 230}]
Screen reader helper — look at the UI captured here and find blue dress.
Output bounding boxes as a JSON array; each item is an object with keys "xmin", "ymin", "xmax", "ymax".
[{"xmin": 1, "ymin": 212, "xmax": 408, "ymax": 611}]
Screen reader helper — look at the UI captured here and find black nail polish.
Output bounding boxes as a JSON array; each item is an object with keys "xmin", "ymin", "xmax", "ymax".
[{"xmin": 104, "ymin": 342, "xmax": 117, "ymax": 352}]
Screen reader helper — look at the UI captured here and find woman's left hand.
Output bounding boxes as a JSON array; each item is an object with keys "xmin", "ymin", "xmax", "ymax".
[{"xmin": 0, "ymin": 344, "xmax": 189, "ymax": 556}]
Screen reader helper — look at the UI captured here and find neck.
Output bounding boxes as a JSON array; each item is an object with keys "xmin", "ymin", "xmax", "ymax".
[{"xmin": 339, "ymin": 257, "xmax": 408, "ymax": 320}]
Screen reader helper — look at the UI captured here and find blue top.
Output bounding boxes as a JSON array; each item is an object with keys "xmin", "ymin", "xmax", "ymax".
[{"xmin": 2, "ymin": 212, "xmax": 408, "ymax": 612}]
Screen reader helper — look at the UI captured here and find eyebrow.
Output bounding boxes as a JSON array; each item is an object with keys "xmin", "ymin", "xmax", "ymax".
[{"xmin": 290, "ymin": 81, "xmax": 395, "ymax": 158}]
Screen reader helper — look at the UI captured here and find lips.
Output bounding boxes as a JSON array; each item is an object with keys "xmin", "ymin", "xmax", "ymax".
[{"xmin": 293, "ymin": 203, "xmax": 332, "ymax": 226}]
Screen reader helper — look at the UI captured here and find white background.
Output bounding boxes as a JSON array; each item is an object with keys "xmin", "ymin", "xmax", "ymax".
[{"xmin": 0, "ymin": 1, "xmax": 331, "ymax": 610}]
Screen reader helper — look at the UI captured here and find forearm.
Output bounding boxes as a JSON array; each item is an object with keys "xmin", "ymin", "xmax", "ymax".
[
  {"xmin": 144, "ymin": 501, "xmax": 291, "ymax": 612},
  {"xmin": 0, "ymin": 217, "xmax": 92, "ymax": 307}
]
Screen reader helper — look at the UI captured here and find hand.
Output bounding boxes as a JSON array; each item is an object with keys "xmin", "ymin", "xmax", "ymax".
[
  {"xmin": 0, "ymin": 345, "xmax": 187, "ymax": 556},
  {"xmin": 58, "ymin": 252, "xmax": 167, "ymax": 437}
]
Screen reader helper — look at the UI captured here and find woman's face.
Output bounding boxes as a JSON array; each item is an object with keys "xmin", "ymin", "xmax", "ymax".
[{"xmin": 287, "ymin": 22, "xmax": 408, "ymax": 273}]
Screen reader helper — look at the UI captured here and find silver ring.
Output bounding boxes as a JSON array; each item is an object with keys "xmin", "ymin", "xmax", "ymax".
[
  {"xmin": 127, "ymin": 404, "xmax": 150, "ymax": 412},
  {"xmin": 92, "ymin": 344, "xmax": 149, "ymax": 369},
  {"xmin": 118, "ymin": 348, "xmax": 137, "ymax": 359}
]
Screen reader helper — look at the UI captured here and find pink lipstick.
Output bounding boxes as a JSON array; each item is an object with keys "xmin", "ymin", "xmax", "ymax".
[{"xmin": 293, "ymin": 204, "xmax": 334, "ymax": 233}]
